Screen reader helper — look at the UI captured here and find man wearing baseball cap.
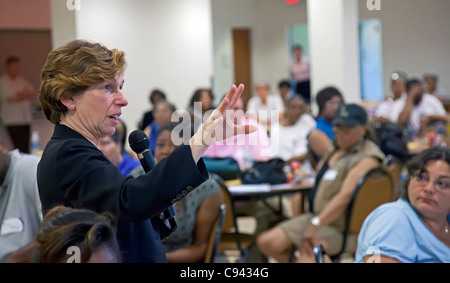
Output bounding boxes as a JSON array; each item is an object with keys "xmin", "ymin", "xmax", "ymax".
[{"xmin": 257, "ymin": 103, "xmax": 386, "ymax": 262}]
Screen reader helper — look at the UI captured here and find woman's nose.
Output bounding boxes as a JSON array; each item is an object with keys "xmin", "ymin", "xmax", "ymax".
[{"xmin": 116, "ymin": 90, "xmax": 128, "ymax": 106}]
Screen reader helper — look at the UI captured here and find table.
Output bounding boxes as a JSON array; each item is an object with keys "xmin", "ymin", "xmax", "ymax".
[{"xmin": 228, "ymin": 179, "xmax": 314, "ymax": 220}]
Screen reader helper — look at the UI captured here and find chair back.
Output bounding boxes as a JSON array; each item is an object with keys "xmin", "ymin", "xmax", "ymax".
[
  {"xmin": 213, "ymin": 176, "xmax": 239, "ymax": 234},
  {"xmin": 347, "ymin": 167, "xmax": 394, "ymax": 234},
  {"xmin": 331, "ymin": 166, "xmax": 394, "ymax": 260},
  {"xmin": 204, "ymin": 204, "xmax": 226, "ymax": 263},
  {"xmin": 386, "ymin": 155, "xmax": 402, "ymax": 199}
]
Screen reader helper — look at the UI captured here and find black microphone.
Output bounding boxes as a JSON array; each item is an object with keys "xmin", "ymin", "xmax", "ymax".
[{"xmin": 128, "ymin": 130, "xmax": 177, "ymax": 232}]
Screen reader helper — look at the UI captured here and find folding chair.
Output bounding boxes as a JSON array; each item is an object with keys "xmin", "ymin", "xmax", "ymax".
[
  {"xmin": 330, "ymin": 166, "xmax": 394, "ymax": 261},
  {"xmin": 385, "ymin": 154, "xmax": 402, "ymax": 200},
  {"xmin": 211, "ymin": 174, "xmax": 257, "ymax": 262},
  {"xmin": 204, "ymin": 204, "xmax": 226, "ymax": 263}
]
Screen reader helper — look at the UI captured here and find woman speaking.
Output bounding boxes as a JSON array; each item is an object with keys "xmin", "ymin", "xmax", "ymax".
[{"xmin": 37, "ymin": 39, "xmax": 255, "ymax": 262}]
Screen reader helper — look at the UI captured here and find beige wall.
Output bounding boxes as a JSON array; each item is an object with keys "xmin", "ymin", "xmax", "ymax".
[
  {"xmin": 213, "ymin": 0, "xmax": 450, "ymax": 106},
  {"xmin": 359, "ymin": 0, "xmax": 450, "ymax": 98}
]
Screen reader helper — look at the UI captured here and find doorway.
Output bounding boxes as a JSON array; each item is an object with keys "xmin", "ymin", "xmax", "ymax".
[{"xmin": 232, "ymin": 29, "xmax": 252, "ymax": 106}]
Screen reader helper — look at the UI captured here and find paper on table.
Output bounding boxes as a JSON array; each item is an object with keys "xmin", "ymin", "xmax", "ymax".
[{"xmin": 228, "ymin": 183, "xmax": 271, "ymax": 193}]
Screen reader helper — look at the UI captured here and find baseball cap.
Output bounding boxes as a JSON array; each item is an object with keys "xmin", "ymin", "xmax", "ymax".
[{"xmin": 333, "ymin": 104, "xmax": 367, "ymax": 127}]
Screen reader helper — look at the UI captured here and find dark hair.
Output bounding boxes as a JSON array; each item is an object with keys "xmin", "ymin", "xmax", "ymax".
[
  {"xmin": 287, "ymin": 94, "xmax": 305, "ymax": 106},
  {"xmin": 292, "ymin": 45, "xmax": 303, "ymax": 51},
  {"xmin": 398, "ymin": 146, "xmax": 450, "ymax": 201},
  {"xmin": 278, "ymin": 80, "xmax": 291, "ymax": 89},
  {"xmin": 35, "ymin": 206, "xmax": 120, "ymax": 263},
  {"xmin": 188, "ymin": 88, "xmax": 215, "ymax": 109},
  {"xmin": 316, "ymin": 86, "xmax": 344, "ymax": 115},
  {"xmin": 157, "ymin": 121, "xmax": 193, "ymax": 145},
  {"xmin": 5, "ymin": 55, "xmax": 20, "ymax": 66},
  {"xmin": 155, "ymin": 100, "xmax": 176, "ymax": 114},
  {"xmin": 406, "ymin": 78, "xmax": 422, "ymax": 93},
  {"xmin": 149, "ymin": 89, "xmax": 166, "ymax": 104}
]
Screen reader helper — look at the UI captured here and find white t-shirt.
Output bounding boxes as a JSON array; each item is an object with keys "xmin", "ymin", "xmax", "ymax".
[
  {"xmin": 0, "ymin": 74, "xmax": 34, "ymax": 126},
  {"xmin": 247, "ymin": 94, "xmax": 285, "ymax": 126},
  {"xmin": 271, "ymin": 113, "xmax": 316, "ymax": 161},
  {"xmin": 374, "ymin": 93, "xmax": 406, "ymax": 120},
  {"xmin": 389, "ymin": 93, "xmax": 446, "ymax": 132},
  {"xmin": 0, "ymin": 150, "xmax": 42, "ymax": 262}
]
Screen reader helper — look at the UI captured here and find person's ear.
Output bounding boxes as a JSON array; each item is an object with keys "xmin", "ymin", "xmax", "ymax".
[{"xmin": 60, "ymin": 98, "xmax": 76, "ymax": 110}]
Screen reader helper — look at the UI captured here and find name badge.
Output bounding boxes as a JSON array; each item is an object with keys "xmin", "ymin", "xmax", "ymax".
[
  {"xmin": 323, "ymin": 169, "xmax": 338, "ymax": 181},
  {"xmin": 1, "ymin": 217, "xmax": 24, "ymax": 236}
]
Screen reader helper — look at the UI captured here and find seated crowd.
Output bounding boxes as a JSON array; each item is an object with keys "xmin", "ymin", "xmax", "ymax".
[{"xmin": 1, "ymin": 71, "xmax": 449, "ymax": 263}]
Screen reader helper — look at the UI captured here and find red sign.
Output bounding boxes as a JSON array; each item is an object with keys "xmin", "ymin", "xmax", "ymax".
[{"xmin": 285, "ymin": 0, "xmax": 300, "ymax": 4}]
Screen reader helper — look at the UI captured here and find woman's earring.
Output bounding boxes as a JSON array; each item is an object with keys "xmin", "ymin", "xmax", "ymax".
[{"xmin": 70, "ymin": 105, "xmax": 74, "ymax": 109}]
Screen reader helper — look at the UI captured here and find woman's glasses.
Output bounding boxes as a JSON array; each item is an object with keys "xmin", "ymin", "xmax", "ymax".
[{"xmin": 412, "ymin": 171, "xmax": 450, "ymax": 193}]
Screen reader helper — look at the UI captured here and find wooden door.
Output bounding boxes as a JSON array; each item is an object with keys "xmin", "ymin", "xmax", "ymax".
[{"xmin": 232, "ymin": 29, "xmax": 252, "ymax": 106}]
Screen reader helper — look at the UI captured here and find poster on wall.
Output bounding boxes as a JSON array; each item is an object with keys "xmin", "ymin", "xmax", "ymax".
[{"xmin": 359, "ymin": 18, "xmax": 384, "ymax": 101}]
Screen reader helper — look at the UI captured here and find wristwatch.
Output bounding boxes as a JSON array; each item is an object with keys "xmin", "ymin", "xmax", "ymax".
[{"xmin": 311, "ymin": 216, "xmax": 321, "ymax": 227}]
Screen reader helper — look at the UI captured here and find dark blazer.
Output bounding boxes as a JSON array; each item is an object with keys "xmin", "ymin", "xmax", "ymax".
[{"xmin": 37, "ymin": 124, "xmax": 209, "ymax": 263}]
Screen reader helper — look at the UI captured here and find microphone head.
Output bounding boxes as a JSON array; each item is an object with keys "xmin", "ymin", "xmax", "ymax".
[{"xmin": 128, "ymin": 130, "xmax": 150, "ymax": 154}]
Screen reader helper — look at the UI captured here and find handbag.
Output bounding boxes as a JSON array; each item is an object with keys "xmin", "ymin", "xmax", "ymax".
[
  {"xmin": 372, "ymin": 121, "xmax": 409, "ymax": 161},
  {"xmin": 203, "ymin": 157, "xmax": 241, "ymax": 180},
  {"xmin": 241, "ymin": 158, "xmax": 287, "ymax": 185}
]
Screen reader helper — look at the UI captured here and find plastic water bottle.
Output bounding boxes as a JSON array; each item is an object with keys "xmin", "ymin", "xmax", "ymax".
[
  {"xmin": 31, "ymin": 131, "xmax": 40, "ymax": 155},
  {"xmin": 435, "ymin": 125, "xmax": 447, "ymax": 147}
]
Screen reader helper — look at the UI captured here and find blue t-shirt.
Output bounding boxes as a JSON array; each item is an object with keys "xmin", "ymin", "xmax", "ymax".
[
  {"xmin": 315, "ymin": 117, "xmax": 334, "ymax": 140},
  {"xmin": 118, "ymin": 152, "xmax": 141, "ymax": 176},
  {"xmin": 355, "ymin": 198, "xmax": 450, "ymax": 263}
]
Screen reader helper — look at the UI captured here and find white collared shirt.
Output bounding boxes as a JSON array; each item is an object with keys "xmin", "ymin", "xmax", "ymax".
[{"xmin": 390, "ymin": 93, "xmax": 446, "ymax": 132}]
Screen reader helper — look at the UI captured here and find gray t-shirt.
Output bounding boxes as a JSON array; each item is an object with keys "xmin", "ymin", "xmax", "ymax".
[
  {"xmin": 163, "ymin": 178, "xmax": 220, "ymax": 252},
  {"xmin": 0, "ymin": 150, "xmax": 42, "ymax": 262}
]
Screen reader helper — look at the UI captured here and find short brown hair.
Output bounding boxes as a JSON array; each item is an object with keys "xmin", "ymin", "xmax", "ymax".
[{"xmin": 39, "ymin": 40, "xmax": 127, "ymax": 124}]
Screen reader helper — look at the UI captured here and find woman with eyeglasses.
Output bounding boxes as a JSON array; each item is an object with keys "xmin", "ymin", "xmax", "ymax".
[{"xmin": 356, "ymin": 146, "xmax": 450, "ymax": 263}]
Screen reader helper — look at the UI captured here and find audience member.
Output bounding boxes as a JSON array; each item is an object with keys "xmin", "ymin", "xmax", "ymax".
[
  {"xmin": 278, "ymin": 79, "xmax": 293, "ymax": 109},
  {"xmin": 204, "ymin": 96, "xmax": 272, "ymax": 170},
  {"xmin": 36, "ymin": 39, "xmax": 255, "ymax": 263},
  {"xmin": 35, "ymin": 205, "xmax": 121, "ymax": 263},
  {"xmin": 0, "ymin": 139, "xmax": 42, "ymax": 262},
  {"xmin": 143, "ymin": 100, "xmax": 176, "ymax": 155},
  {"xmin": 0, "ymin": 56, "xmax": 36, "ymax": 153},
  {"xmin": 149, "ymin": 122, "xmax": 224, "ymax": 263},
  {"xmin": 246, "ymin": 82, "xmax": 285, "ymax": 128},
  {"xmin": 97, "ymin": 120, "xmax": 140, "ymax": 176},
  {"xmin": 272, "ymin": 95, "xmax": 316, "ymax": 164},
  {"xmin": 374, "ymin": 71, "xmax": 408, "ymax": 122},
  {"xmin": 138, "ymin": 88, "xmax": 167, "ymax": 131},
  {"xmin": 424, "ymin": 70, "xmax": 448, "ymax": 103},
  {"xmin": 356, "ymin": 146, "xmax": 450, "ymax": 263},
  {"xmin": 307, "ymin": 87, "xmax": 344, "ymax": 166},
  {"xmin": 289, "ymin": 45, "xmax": 311, "ymax": 103},
  {"xmin": 257, "ymin": 104, "xmax": 385, "ymax": 262},
  {"xmin": 392, "ymin": 78, "xmax": 447, "ymax": 137},
  {"xmin": 188, "ymin": 88, "xmax": 215, "ymax": 131}
]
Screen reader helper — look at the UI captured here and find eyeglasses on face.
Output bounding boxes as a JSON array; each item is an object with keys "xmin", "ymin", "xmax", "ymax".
[{"xmin": 412, "ymin": 171, "xmax": 450, "ymax": 193}]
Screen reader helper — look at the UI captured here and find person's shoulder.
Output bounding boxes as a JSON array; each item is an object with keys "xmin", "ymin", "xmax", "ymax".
[
  {"xmin": 299, "ymin": 113, "xmax": 316, "ymax": 125},
  {"xmin": 9, "ymin": 150, "xmax": 40, "ymax": 174},
  {"xmin": 363, "ymin": 199, "xmax": 414, "ymax": 232},
  {"xmin": 423, "ymin": 93, "xmax": 445, "ymax": 107},
  {"xmin": 361, "ymin": 139, "xmax": 385, "ymax": 158}
]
